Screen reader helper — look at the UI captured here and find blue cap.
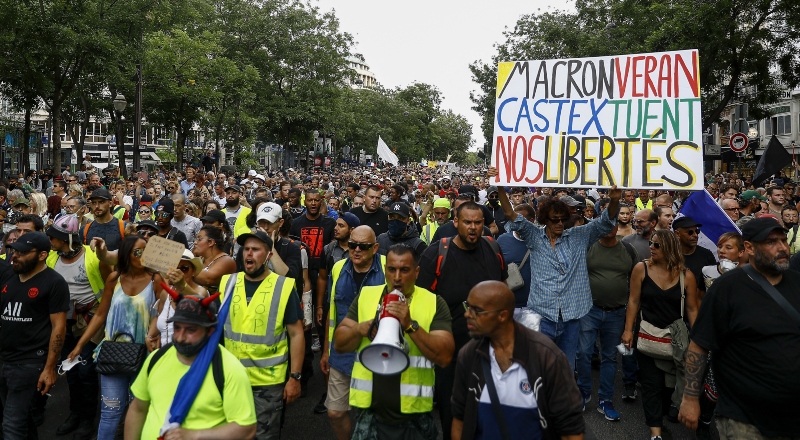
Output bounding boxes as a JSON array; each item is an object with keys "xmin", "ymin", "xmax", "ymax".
[{"xmin": 341, "ymin": 212, "xmax": 360, "ymax": 228}]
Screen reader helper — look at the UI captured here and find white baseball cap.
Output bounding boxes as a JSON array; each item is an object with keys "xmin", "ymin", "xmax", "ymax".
[
  {"xmin": 256, "ymin": 202, "xmax": 282, "ymax": 224},
  {"xmin": 248, "ymin": 170, "xmax": 257, "ymax": 177}
]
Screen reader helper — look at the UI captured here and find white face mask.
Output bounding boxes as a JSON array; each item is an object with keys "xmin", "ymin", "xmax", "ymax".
[{"xmin": 58, "ymin": 355, "xmax": 87, "ymax": 376}]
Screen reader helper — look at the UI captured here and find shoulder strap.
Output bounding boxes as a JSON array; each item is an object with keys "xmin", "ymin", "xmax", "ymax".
[
  {"xmin": 743, "ymin": 265, "xmax": 800, "ymax": 327},
  {"xmin": 482, "ymin": 236, "xmax": 505, "ymax": 270},
  {"xmin": 620, "ymin": 241, "xmax": 638, "ymax": 272},
  {"xmin": 212, "ymin": 346, "xmax": 224, "ymax": 398},
  {"xmin": 147, "ymin": 342, "xmax": 173, "ymax": 375},
  {"xmin": 790, "ymin": 225, "xmax": 799, "ymax": 247},
  {"xmin": 83, "ymin": 221, "xmax": 92, "ymax": 242},
  {"xmin": 166, "ymin": 227, "xmax": 178, "ymax": 240},
  {"xmin": 118, "ymin": 218, "xmax": 125, "ymax": 238},
  {"xmin": 431, "ymin": 237, "xmax": 450, "ymax": 291},
  {"xmin": 481, "ymin": 356, "xmax": 512, "ymax": 440},
  {"xmin": 520, "ymin": 249, "xmax": 531, "ymax": 267},
  {"xmin": 679, "ymin": 270, "xmax": 685, "ymax": 319}
]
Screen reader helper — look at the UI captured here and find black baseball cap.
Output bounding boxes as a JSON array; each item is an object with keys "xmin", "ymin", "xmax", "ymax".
[
  {"xmin": 225, "ymin": 184, "xmax": 242, "ymax": 193},
  {"xmin": 236, "ymin": 230, "xmax": 273, "ymax": 248},
  {"xmin": 166, "ymin": 295, "xmax": 218, "ymax": 327},
  {"xmin": 88, "ymin": 188, "xmax": 113, "ymax": 201},
  {"xmin": 201, "ymin": 210, "xmax": 226, "ymax": 224},
  {"xmin": 7, "ymin": 232, "xmax": 51, "ymax": 253},
  {"xmin": 157, "ymin": 199, "xmax": 175, "ymax": 216},
  {"xmin": 741, "ymin": 217, "xmax": 787, "ymax": 242},
  {"xmin": 672, "ymin": 216, "xmax": 702, "ymax": 229},
  {"xmin": 136, "ymin": 220, "xmax": 158, "ymax": 231},
  {"xmin": 387, "ymin": 201, "xmax": 411, "ymax": 218}
]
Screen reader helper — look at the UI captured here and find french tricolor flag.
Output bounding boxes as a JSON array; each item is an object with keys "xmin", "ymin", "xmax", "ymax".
[{"xmin": 676, "ymin": 190, "xmax": 740, "ymax": 261}]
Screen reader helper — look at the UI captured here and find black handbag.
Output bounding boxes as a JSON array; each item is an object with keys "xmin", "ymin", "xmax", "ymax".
[{"xmin": 95, "ymin": 332, "xmax": 147, "ymax": 376}]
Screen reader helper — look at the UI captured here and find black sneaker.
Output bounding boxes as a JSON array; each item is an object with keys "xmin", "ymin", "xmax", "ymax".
[
  {"xmin": 666, "ymin": 403, "xmax": 679, "ymax": 423},
  {"xmin": 57, "ymin": 413, "xmax": 81, "ymax": 435},
  {"xmin": 73, "ymin": 418, "xmax": 95, "ymax": 440},
  {"xmin": 313, "ymin": 393, "xmax": 328, "ymax": 414},
  {"xmin": 696, "ymin": 421, "xmax": 712, "ymax": 440},
  {"xmin": 622, "ymin": 383, "xmax": 637, "ymax": 401}
]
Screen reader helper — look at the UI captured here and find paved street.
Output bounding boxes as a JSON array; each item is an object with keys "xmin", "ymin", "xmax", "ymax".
[{"xmin": 38, "ymin": 349, "xmax": 714, "ymax": 440}]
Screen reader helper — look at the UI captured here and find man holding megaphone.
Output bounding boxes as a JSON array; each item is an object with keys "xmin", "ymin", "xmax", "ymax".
[{"xmin": 334, "ymin": 245, "xmax": 455, "ymax": 440}]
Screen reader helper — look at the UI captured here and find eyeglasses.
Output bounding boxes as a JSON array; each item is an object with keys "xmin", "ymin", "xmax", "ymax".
[
  {"xmin": 132, "ymin": 248, "xmax": 144, "ymax": 258},
  {"xmin": 155, "ymin": 212, "xmax": 171, "ymax": 219},
  {"xmin": 347, "ymin": 241, "xmax": 375, "ymax": 251},
  {"xmin": 648, "ymin": 240, "xmax": 662, "ymax": 249},
  {"xmin": 548, "ymin": 217, "xmax": 568, "ymax": 224},
  {"xmin": 177, "ymin": 264, "xmax": 192, "ymax": 273},
  {"xmin": 194, "ymin": 236, "xmax": 208, "ymax": 243},
  {"xmin": 138, "ymin": 230, "xmax": 156, "ymax": 237},
  {"xmin": 462, "ymin": 301, "xmax": 503, "ymax": 316}
]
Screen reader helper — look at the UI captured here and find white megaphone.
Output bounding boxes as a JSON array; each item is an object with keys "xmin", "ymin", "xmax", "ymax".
[{"xmin": 358, "ymin": 289, "xmax": 410, "ymax": 375}]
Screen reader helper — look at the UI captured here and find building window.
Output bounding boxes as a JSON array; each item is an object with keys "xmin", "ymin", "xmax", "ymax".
[{"xmin": 765, "ymin": 114, "xmax": 792, "ymax": 136}]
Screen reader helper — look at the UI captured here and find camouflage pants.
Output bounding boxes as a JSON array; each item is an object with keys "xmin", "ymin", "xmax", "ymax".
[{"xmin": 351, "ymin": 408, "xmax": 437, "ymax": 440}]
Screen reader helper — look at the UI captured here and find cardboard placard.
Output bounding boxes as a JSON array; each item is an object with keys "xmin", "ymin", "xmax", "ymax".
[
  {"xmin": 491, "ymin": 49, "xmax": 704, "ymax": 190},
  {"xmin": 141, "ymin": 235, "xmax": 185, "ymax": 273}
]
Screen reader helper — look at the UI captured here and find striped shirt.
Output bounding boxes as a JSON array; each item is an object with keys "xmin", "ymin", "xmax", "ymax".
[{"xmin": 507, "ymin": 209, "xmax": 616, "ymax": 322}]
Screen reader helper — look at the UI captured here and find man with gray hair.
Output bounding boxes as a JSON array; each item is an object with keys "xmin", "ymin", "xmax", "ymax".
[{"xmin": 171, "ymin": 193, "xmax": 202, "ymax": 249}]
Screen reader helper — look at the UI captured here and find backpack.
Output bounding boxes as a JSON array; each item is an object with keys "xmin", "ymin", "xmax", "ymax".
[
  {"xmin": 83, "ymin": 218, "xmax": 126, "ymax": 244},
  {"xmin": 147, "ymin": 343, "xmax": 225, "ymax": 398},
  {"xmin": 431, "ymin": 236, "xmax": 505, "ymax": 291}
]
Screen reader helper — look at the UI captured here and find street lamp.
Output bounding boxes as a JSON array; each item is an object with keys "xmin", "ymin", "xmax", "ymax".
[{"xmin": 112, "ymin": 94, "xmax": 127, "ymax": 176}]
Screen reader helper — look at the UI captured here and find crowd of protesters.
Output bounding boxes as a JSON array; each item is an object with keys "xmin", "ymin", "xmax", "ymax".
[{"xmin": 0, "ymin": 157, "xmax": 797, "ymax": 440}]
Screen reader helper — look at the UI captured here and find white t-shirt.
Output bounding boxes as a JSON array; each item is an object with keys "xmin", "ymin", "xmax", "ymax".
[{"xmin": 54, "ymin": 253, "xmax": 96, "ymax": 306}]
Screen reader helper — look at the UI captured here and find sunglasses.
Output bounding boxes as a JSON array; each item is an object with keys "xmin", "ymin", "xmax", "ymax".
[
  {"xmin": 177, "ymin": 264, "xmax": 192, "ymax": 273},
  {"xmin": 648, "ymin": 240, "xmax": 661, "ymax": 249},
  {"xmin": 548, "ymin": 217, "xmax": 568, "ymax": 224},
  {"xmin": 138, "ymin": 230, "xmax": 156, "ymax": 237},
  {"xmin": 683, "ymin": 229, "xmax": 699, "ymax": 236},
  {"xmin": 347, "ymin": 241, "xmax": 375, "ymax": 251},
  {"xmin": 155, "ymin": 212, "xmax": 171, "ymax": 219},
  {"xmin": 138, "ymin": 210, "xmax": 151, "ymax": 215},
  {"xmin": 132, "ymin": 248, "xmax": 144, "ymax": 257}
]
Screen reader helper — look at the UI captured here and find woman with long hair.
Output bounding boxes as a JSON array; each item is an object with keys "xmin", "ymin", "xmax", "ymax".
[
  {"xmin": 191, "ymin": 224, "xmax": 236, "ymax": 294},
  {"xmin": 202, "ymin": 199, "xmax": 221, "ymax": 214},
  {"xmin": 66, "ymin": 235, "xmax": 163, "ymax": 438},
  {"xmin": 622, "ymin": 229, "xmax": 699, "ymax": 440},
  {"xmin": 29, "ymin": 192, "xmax": 49, "ymax": 222}
]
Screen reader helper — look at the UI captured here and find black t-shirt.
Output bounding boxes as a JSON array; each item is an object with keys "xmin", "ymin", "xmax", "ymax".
[
  {"xmin": 289, "ymin": 214, "xmax": 335, "ymax": 271},
  {"xmin": 429, "ymin": 221, "xmax": 492, "ymax": 244},
  {"xmin": 84, "ymin": 218, "xmax": 125, "ymax": 251},
  {"xmin": 690, "ymin": 268, "xmax": 800, "ymax": 436},
  {"xmin": 416, "ymin": 239, "xmax": 508, "ymax": 349},
  {"xmin": 350, "ymin": 206, "xmax": 389, "ymax": 237},
  {"xmin": 0, "ymin": 268, "xmax": 70, "ymax": 363},
  {"xmin": 242, "ymin": 278, "xmax": 302, "ymax": 325},
  {"xmin": 683, "ymin": 246, "xmax": 716, "ymax": 291},
  {"xmin": 0, "ymin": 258, "xmax": 14, "ymax": 285}
]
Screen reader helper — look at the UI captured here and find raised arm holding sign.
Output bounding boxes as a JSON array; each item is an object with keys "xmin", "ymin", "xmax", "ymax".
[{"xmin": 141, "ymin": 235, "xmax": 186, "ymax": 274}]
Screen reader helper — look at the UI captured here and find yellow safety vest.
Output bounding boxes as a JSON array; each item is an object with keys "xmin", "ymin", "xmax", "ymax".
[
  {"xmin": 220, "ymin": 271, "xmax": 296, "ymax": 386},
  {"xmin": 222, "ymin": 206, "xmax": 252, "ymax": 239},
  {"xmin": 420, "ymin": 222, "xmax": 439, "ymax": 245},
  {"xmin": 349, "ymin": 285, "xmax": 437, "ymax": 414},
  {"xmin": 46, "ymin": 246, "xmax": 105, "ymax": 300},
  {"xmin": 327, "ymin": 255, "xmax": 386, "ymax": 353},
  {"xmin": 635, "ymin": 199, "xmax": 653, "ymax": 212}
]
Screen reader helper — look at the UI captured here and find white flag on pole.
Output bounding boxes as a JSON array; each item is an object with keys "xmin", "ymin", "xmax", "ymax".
[{"xmin": 377, "ymin": 136, "xmax": 399, "ymax": 166}]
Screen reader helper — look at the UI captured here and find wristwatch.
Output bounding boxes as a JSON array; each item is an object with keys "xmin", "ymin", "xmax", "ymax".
[
  {"xmin": 289, "ymin": 372, "xmax": 302, "ymax": 381},
  {"xmin": 405, "ymin": 320, "xmax": 419, "ymax": 334}
]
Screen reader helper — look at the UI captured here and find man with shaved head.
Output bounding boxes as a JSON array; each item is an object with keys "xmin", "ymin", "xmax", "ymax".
[
  {"xmin": 451, "ymin": 281, "xmax": 584, "ymax": 439},
  {"xmin": 171, "ymin": 193, "xmax": 202, "ymax": 249},
  {"xmin": 323, "ymin": 226, "xmax": 386, "ymax": 439}
]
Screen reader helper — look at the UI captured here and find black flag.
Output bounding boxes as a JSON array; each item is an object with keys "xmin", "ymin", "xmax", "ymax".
[{"xmin": 753, "ymin": 135, "xmax": 792, "ymax": 186}]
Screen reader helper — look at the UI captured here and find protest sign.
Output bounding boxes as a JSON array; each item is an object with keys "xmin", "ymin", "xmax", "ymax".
[
  {"xmin": 490, "ymin": 49, "xmax": 704, "ymax": 190},
  {"xmin": 141, "ymin": 235, "xmax": 185, "ymax": 274}
]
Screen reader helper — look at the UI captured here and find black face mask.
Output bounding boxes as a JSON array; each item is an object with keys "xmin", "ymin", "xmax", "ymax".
[
  {"xmin": 488, "ymin": 199, "xmax": 500, "ymax": 207},
  {"xmin": 247, "ymin": 261, "xmax": 268, "ymax": 278},
  {"xmin": 174, "ymin": 334, "xmax": 209, "ymax": 357},
  {"xmin": 785, "ymin": 221, "xmax": 798, "ymax": 229}
]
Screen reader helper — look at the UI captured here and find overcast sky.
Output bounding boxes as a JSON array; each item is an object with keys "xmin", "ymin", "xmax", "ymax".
[{"xmin": 324, "ymin": 0, "xmax": 572, "ymax": 153}]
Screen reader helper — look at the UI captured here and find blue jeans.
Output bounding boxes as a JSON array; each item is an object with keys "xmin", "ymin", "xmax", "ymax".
[
  {"xmin": 538, "ymin": 315, "xmax": 581, "ymax": 371},
  {"xmin": 0, "ymin": 362, "xmax": 43, "ymax": 440},
  {"xmin": 576, "ymin": 306, "xmax": 626, "ymax": 401},
  {"xmin": 97, "ymin": 373, "xmax": 135, "ymax": 439}
]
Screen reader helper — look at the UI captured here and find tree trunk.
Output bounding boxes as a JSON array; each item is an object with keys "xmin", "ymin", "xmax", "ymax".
[
  {"xmin": 21, "ymin": 107, "xmax": 31, "ymax": 172},
  {"xmin": 76, "ymin": 95, "xmax": 90, "ymax": 168},
  {"xmin": 115, "ymin": 112, "xmax": 126, "ymax": 178},
  {"xmin": 52, "ymin": 106, "xmax": 62, "ymax": 173}
]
